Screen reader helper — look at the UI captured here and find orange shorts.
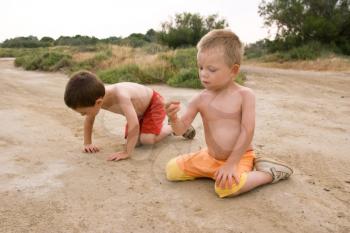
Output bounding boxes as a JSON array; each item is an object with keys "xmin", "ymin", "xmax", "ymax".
[
  {"xmin": 125, "ymin": 91, "xmax": 166, "ymax": 138},
  {"xmin": 176, "ymin": 149, "xmax": 255, "ymax": 179},
  {"xmin": 166, "ymin": 149, "xmax": 255, "ymax": 197}
]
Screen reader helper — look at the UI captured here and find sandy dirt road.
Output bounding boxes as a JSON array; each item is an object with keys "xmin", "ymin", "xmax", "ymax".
[{"xmin": 0, "ymin": 58, "xmax": 349, "ymax": 233}]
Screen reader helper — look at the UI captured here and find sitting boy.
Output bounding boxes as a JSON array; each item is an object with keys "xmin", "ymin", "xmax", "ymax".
[
  {"xmin": 165, "ymin": 29, "xmax": 293, "ymax": 198},
  {"xmin": 64, "ymin": 71, "xmax": 196, "ymax": 161}
]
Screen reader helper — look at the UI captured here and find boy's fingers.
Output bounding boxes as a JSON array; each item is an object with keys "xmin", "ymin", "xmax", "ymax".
[
  {"xmin": 165, "ymin": 100, "xmax": 180, "ymax": 106},
  {"xmin": 227, "ymin": 176, "xmax": 233, "ymax": 189},
  {"xmin": 215, "ymin": 173, "xmax": 222, "ymax": 186},
  {"xmin": 165, "ymin": 105, "xmax": 177, "ymax": 113},
  {"xmin": 165, "ymin": 101, "xmax": 180, "ymax": 108},
  {"xmin": 167, "ymin": 109, "xmax": 179, "ymax": 117},
  {"xmin": 220, "ymin": 176, "xmax": 226, "ymax": 189}
]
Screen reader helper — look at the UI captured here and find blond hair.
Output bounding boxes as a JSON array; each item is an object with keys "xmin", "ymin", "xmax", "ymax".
[{"xmin": 197, "ymin": 29, "xmax": 244, "ymax": 66}]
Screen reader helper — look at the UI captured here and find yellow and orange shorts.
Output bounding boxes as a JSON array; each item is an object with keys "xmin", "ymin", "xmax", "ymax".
[{"xmin": 166, "ymin": 149, "xmax": 255, "ymax": 198}]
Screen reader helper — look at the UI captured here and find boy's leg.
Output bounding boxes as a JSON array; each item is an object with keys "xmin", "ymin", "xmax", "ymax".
[
  {"xmin": 216, "ymin": 156, "xmax": 293, "ymax": 198},
  {"xmin": 254, "ymin": 157, "xmax": 293, "ymax": 183},
  {"xmin": 166, "ymin": 149, "xmax": 215, "ymax": 182},
  {"xmin": 140, "ymin": 125, "xmax": 173, "ymax": 145},
  {"xmin": 166, "ymin": 157, "xmax": 196, "ymax": 181},
  {"xmin": 214, "ymin": 151, "xmax": 257, "ymax": 198},
  {"xmin": 219, "ymin": 171, "xmax": 272, "ymax": 197}
]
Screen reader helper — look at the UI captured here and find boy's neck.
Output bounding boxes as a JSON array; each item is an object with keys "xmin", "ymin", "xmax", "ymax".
[{"xmin": 208, "ymin": 80, "xmax": 237, "ymax": 93}]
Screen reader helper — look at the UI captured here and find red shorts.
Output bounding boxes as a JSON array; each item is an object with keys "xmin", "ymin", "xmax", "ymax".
[{"xmin": 125, "ymin": 91, "xmax": 166, "ymax": 138}]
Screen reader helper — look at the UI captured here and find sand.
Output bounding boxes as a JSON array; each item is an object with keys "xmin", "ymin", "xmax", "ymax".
[{"xmin": 0, "ymin": 58, "xmax": 349, "ymax": 233}]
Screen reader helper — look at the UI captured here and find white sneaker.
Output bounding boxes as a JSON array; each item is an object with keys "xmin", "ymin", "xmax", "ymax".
[{"xmin": 255, "ymin": 157, "xmax": 293, "ymax": 183}]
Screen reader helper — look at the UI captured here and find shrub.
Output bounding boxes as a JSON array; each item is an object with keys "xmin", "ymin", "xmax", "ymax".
[
  {"xmin": 15, "ymin": 52, "xmax": 72, "ymax": 71},
  {"xmin": 0, "ymin": 48, "xmax": 36, "ymax": 57},
  {"xmin": 98, "ymin": 64, "xmax": 146, "ymax": 84},
  {"xmin": 142, "ymin": 65, "xmax": 173, "ymax": 83},
  {"xmin": 142, "ymin": 43, "xmax": 169, "ymax": 54},
  {"xmin": 168, "ymin": 48, "xmax": 197, "ymax": 69},
  {"xmin": 167, "ymin": 68, "xmax": 201, "ymax": 89}
]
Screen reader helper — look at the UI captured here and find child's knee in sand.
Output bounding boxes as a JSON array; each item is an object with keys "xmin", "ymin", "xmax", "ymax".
[
  {"xmin": 139, "ymin": 133, "xmax": 157, "ymax": 145},
  {"xmin": 166, "ymin": 158, "xmax": 195, "ymax": 181},
  {"xmin": 214, "ymin": 172, "xmax": 248, "ymax": 198}
]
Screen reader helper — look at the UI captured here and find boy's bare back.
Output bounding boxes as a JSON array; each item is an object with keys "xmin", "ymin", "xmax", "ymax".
[{"xmin": 101, "ymin": 82, "xmax": 154, "ymax": 117}]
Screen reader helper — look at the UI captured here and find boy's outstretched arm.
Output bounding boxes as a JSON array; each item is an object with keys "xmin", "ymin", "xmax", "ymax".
[
  {"xmin": 215, "ymin": 89, "xmax": 256, "ymax": 189},
  {"xmin": 107, "ymin": 95, "xmax": 139, "ymax": 161},
  {"xmin": 83, "ymin": 115, "xmax": 99, "ymax": 153},
  {"xmin": 166, "ymin": 95, "xmax": 200, "ymax": 135}
]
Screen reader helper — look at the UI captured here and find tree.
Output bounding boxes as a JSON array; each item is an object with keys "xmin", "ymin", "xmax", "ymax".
[
  {"xmin": 1, "ymin": 36, "xmax": 44, "ymax": 48},
  {"xmin": 54, "ymin": 35, "xmax": 99, "ymax": 46},
  {"xmin": 158, "ymin": 13, "xmax": 228, "ymax": 48},
  {"xmin": 40, "ymin": 36, "xmax": 55, "ymax": 46},
  {"xmin": 258, "ymin": 0, "xmax": 350, "ymax": 54}
]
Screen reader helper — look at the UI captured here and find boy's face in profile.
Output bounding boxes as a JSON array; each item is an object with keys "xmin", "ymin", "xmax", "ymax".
[
  {"xmin": 197, "ymin": 47, "xmax": 239, "ymax": 91},
  {"xmin": 74, "ymin": 98, "xmax": 103, "ymax": 117}
]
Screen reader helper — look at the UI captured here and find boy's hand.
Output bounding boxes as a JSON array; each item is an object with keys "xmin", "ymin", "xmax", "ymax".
[
  {"xmin": 214, "ymin": 163, "xmax": 240, "ymax": 189},
  {"xmin": 83, "ymin": 144, "xmax": 100, "ymax": 153},
  {"xmin": 165, "ymin": 100, "xmax": 181, "ymax": 121},
  {"xmin": 107, "ymin": 151, "xmax": 129, "ymax": 161}
]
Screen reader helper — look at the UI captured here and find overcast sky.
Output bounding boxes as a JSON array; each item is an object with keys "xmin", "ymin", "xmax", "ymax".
[{"xmin": 0, "ymin": 0, "xmax": 274, "ymax": 44}]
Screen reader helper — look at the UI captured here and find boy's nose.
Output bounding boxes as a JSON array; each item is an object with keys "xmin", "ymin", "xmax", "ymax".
[{"xmin": 199, "ymin": 70, "xmax": 208, "ymax": 78}]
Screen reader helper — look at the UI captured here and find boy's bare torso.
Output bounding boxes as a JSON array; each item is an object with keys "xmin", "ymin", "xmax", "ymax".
[
  {"xmin": 101, "ymin": 82, "xmax": 153, "ymax": 117},
  {"xmin": 197, "ymin": 85, "xmax": 253, "ymax": 160}
]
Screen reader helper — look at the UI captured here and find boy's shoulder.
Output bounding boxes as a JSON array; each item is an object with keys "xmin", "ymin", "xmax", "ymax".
[
  {"xmin": 236, "ymin": 85, "xmax": 255, "ymax": 97},
  {"xmin": 236, "ymin": 86, "xmax": 255, "ymax": 107}
]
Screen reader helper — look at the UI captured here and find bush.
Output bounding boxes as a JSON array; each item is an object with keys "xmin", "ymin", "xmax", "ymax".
[
  {"xmin": 167, "ymin": 68, "xmax": 201, "ymax": 89},
  {"xmin": 69, "ymin": 48, "xmax": 113, "ymax": 72},
  {"xmin": 235, "ymin": 72, "xmax": 246, "ymax": 85},
  {"xmin": 1, "ymin": 36, "xmax": 48, "ymax": 48},
  {"xmin": 0, "ymin": 48, "xmax": 37, "ymax": 57},
  {"xmin": 142, "ymin": 43, "xmax": 169, "ymax": 54},
  {"xmin": 245, "ymin": 40, "xmax": 268, "ymax": 59},
  {"xmin": 98, "ymin": 64, "xmax": 147, "ymax": 84},
  {"xmin": 166, "ymin": 68, "xmax": 246, "ymax": 88},
  {"xmin": 142, "ymin": 65, "xmax": 173, "ymax": 83},
  {"xmin": 167, "ymin": 48, "xmax": 197, "ymax": 69},
  {"xmin": 98, "ymin": 64, "xmax": 172, "ymax": 84},
  {"xmin": 261, "ymin": 41, "xmax": 334, "ymax": 62},
  {"xmin": 15, "ymin": 52, "xmax": 72, "ymax": 71}
]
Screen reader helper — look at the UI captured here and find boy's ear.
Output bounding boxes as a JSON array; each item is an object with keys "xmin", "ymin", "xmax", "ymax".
[
  {"xmin": 231, "ymin": 64, "xmax": 240, "ymax": 76},
  {"xmin": 95, "ymin": 97, "xmax": 103, "ymax": 106}
]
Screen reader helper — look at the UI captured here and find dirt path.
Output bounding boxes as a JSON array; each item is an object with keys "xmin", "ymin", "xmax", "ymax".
[{"xmin": 0, "ymin": 58, "xmax": 349, "ymax": 233}]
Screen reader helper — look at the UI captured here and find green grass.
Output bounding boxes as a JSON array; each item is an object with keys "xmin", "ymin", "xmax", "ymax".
[{"xmin": 1, "ymin": 45, "xmax": 246, "ymax": 88}]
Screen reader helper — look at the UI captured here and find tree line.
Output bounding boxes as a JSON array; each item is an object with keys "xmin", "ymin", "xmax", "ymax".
[
  {"xmin": 2, "ymin": 2, "xmax": 350, "ymax": 57},
  {"xmin": 258, "ymin": 0, "xmax": 350, "ymax": 55},
  {"xmin": 0, "ymin": 13, "xmax": 227, "ymax": 49}
]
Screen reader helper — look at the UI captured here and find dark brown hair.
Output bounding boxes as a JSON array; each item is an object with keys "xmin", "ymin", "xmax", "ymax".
[{"xmin": 64, "ymin": 71, "xmax": 105, "ymax": 109}]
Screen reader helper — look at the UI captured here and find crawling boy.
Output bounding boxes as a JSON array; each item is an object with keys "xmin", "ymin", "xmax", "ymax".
[
  {"xmin": 64, "ymin": 71, "xmax": 195, "ymax": 161},
  {"xmin": 165, "ymin": 29, "xmax": 293, "ymax": 198}
]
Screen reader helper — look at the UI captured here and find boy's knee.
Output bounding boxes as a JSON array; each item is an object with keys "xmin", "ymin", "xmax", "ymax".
[
  {"xmin": 166, "ymin": 158, "xmax": 180, "ymax": 181},
  {"xmin": 214, "ymin": 173, "xmax": 248, "ymax": 198},
  {"xmin": 139, "ymin": 135, "xmax": 156, "ymax": 145},
  {"xmin": 166, "ymin": 158, "xmax": 194, "ymax": 181}
]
